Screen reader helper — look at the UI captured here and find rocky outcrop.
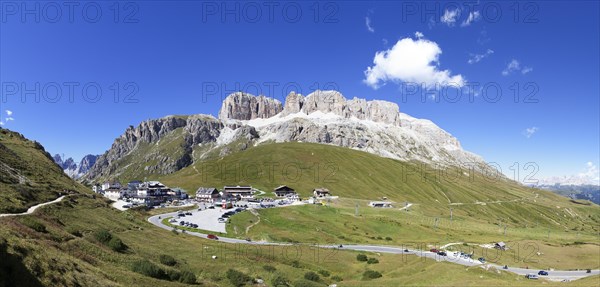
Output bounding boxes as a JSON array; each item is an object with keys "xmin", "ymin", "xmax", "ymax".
[
  {"xmin": 219, "ymin": 92, "xmax": 282, "ymax": 120},
  {"xmin": 84, "ymin": 114, "xmax": 259, "ymax": 181},
  {"xmin": 278, "ymin": 90, "xmax": 402, "ymax": 126},
  {"xmin": 85, "ymin": 90, "xmax": 488, "ymax": 182}
]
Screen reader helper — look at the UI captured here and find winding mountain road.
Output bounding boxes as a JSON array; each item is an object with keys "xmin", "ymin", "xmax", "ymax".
[
  {"xmin": 0, "ymin": 196, "xmax": 66, "ymax": 218},
  {"xmin": 148, "ymin": 211, "xmax": 599, "ymax": 282}
]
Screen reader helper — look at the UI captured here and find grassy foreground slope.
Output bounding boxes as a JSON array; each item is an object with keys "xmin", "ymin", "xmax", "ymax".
[
  {"xmin": 0, "ymin": 130, "xmax": 598, "ymax": 286},
  {"xmin": 2, "ymin": 195, "xmax": 599, "ymax": 287},
  {"xmin": 0, "ymin": 128, "xmax": 87, "ymax": 213}
]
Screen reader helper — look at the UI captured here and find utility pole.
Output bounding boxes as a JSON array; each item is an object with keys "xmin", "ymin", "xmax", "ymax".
[
  {"xmin": 355, "ymin": 202, "xmax": 359, "ymax": 216},
  {"xmin": 450, "ymin": 208, "xmax": 453, "ymax": 222},
  {"xmin": 547, "ymin": 229, "xmax": 550, "ymax": 239},
  {"xmin": 503, "ymin": 225, "xmax": 507, "ymax": 235}
]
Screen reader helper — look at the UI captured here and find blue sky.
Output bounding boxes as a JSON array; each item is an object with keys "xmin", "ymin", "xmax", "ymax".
[{"xmin": 1, "ymin": 1, "xmax": 598, "ymax": 183}]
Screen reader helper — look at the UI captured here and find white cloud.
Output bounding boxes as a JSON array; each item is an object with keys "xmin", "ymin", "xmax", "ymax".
[
  {"xmin": 441, "ymin": 8, "xmax": 460, "ymax": 26},
  {"xmin": 468, "ymin": 49, "xmax": 494, "ymax": 64},
  {"xmin": 461, "ymin": 11, "xmax": 481, "ymax": 27},
  {"xmin": 0, "ymin": 121, "xmax": 4, "ymax": 126},
  {"xmin": 365, "ymin": 16, "xmax": 375, "ymax": 33},
  {"xmin": 415, "ymin": 31, "xmax": 424, "ymax": 39},
  {"xmin": 364, "ymin": 35, "xmax": 465, "ymax": 89},
  {"xmin": 6, "ymin": 110, "xmax": 12, "ymax": 116},
  {"xmin": 502, "ymin": 59, "xmax": 521, "ymax": 75},
  {"xmin": 428, "ymin": 17, "xmax": 436, "ymax": 29},
  {"xmin": 6, "ymin": 117, "xmax": 14, "ymax": 122},
  {"xmin": 502, "ymin": 59, "xmax": 533, "ymax": 75},
  {"xmin": 523, "ymin": 126, "xmax": 538, "ymax": 138}
]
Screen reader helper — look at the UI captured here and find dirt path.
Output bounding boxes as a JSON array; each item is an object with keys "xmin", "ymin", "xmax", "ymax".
[
  {"xmin": 245, "ymin": 209, "xmax": 261, "ymax": 234},
  {"xmin": 0, "ymin": 196, "xmax": 66, "ymax": 217}
]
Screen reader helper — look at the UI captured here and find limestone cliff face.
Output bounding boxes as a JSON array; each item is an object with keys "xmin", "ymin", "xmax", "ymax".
[
  {"xmin": 85, "ymin": 90, "xmax": 487, "ymax": 182},
  {"xmin": 218, "ymin": 92, "xmax": 282, "ymax": 120},
  {"xmin": 84, "ymin": 115, "xmax": 256, "ymax": 181},
  {"xmin": 278, "ymin": 90, "xmax": 401, "ymax": 126}
]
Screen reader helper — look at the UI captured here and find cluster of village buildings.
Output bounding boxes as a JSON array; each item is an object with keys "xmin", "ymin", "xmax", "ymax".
[{"xmin": 94, "ymin": 180, "xmax": 333, "ymax": 207}]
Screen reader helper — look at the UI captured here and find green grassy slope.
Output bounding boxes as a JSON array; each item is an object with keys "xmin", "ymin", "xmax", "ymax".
[
  {"xmin": 0, "ymin": 128, "xmax": 87, "ymax": 213},
  {"xmin": 158, "ymin": 142, "xmax": 599, "ymax": 231},
  {"xmin": 2, "ymin": 195, "xmax": 597, "ymax": 286},
  {"xmin": 1, "ymin": 132, "xmax": 598, "ymax": 285}
]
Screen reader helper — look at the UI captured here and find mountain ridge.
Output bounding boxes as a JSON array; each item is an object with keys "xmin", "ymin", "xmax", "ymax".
[{"xmin": 84, "ymin": 90, "xmax": 489, "ymax": 183}]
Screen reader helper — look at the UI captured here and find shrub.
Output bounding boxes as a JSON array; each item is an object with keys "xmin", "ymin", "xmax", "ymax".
[
  {"xmin": 171, "ymin": 228, "xmax": 179, "ymax": 235},
  {"xmin": 262, "ymin": 265, "xmax": 276, "ymax": 272},
  {"xmin": 290, "ymin": 260, "xmax": 301, "ymax": 268},
  {"xmin": 22, "ymin": 218, "xmax": 47, "ymax": 233},
  {"xmin": 385, "ymin": 237, "xmax": 392, "ymax": 241},
  {"xmin": 94, "ymin": 229, "xmax": 112, "ymax": 243},
  {"xmin": 293, "ymin": 279, "xmax": 320, "ymax": 287},
  {"xmin": 131, "ymin": 260, "xmax": 166, "ymax": 279},
  {"xmin": 317, "ymin": 270, "xmax": 330, "ymax": 277},
  {"xmin": 304, "ymin": 271, "xmax": 320, "ymax": 282},
  {"xmin": 331, "ymin": 275, "xmax": 343, "ymax": 282},
  {"xmin": 179, "ymin": 270, "xmax": 197, "ymax": 284},
  {"xmin": 166, "ymin": 269, "xmax": 181, "ymax": 281},
  {"xmin": 356, "ymin": 254, "xmax": 368, "ymax": 262},
  {"xmin": 362, "ymin": 270, "xmax": 382, "ymax": 280},
  {"xmin": 107, "ymin": 237, "xmax": 127, "ymax": 252},
  {"xmin": 66, "ymin": 227, "xmax": 82, "ymax": 237},
  {"xmin": 226, "ymin": 269, "xmax": 252, "ymax": 287},
  {"xmin": 367, "ymin": 257, "xmax": 379, "ymax": 264},
  {"xmin": 271, "ymin": 274, "xmax": 290, "ymax": 287},
  {"xmin": 159, "ymin": 254, "xmax": 177, "ymax": 266}
]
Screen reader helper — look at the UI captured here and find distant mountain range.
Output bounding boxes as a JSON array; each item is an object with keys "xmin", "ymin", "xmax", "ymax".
[
  {"xmin": 538, "ymin": 184, "xmax": 600, "ymax": 205},
  {"xmin": 53, "ymin": 154, "xmax": 98, "ymax": 179}
]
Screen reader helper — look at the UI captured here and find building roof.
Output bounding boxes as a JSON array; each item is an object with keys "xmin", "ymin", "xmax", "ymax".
[
  {"xmin": 223, "ymin": 186, "xmax": 252, "ymax": 192},
  {"xmin": 496, "ymin": 242, "xmax": 506, "ymax": 246},
  {"xmin": 274, "ymin": 185, "xmax": 295, "ymax": 192},
  {"xmin": 313, "ymin": 188, "xmax": 330, "ymax": 193},
  {"xmin": 196, "ymin": 187, "xmax": 219, "ymax": 195}
]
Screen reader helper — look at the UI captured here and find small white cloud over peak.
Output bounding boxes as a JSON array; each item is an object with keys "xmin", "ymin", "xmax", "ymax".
[
  {"xmin": 523, "ymin": 126, "xmax": 538, "ymax": 138},
  {"xmin": 468, "ymin": 49, "xmax": 494, "ymax": 64},
  {"xmin": 441, "ymin": 8, "xmax": 460, "ymax": 26},
  {"xmin": 461, "ymin": 11, "xmax": 481, "ymax": 27},
  {"xmin": 364, "ymin": 35, "xmax": 465, "ymax": 89},
  {"xmin": 0, "ymin": 121, "xmax": 4, "ymax": 126},
  {"xmin": 6, "ymin": 110, "xmax": 13, "ymax": 116},
  {"xmin": 415, "ymin": 31, "xmax": 424, "ymax": 39}
]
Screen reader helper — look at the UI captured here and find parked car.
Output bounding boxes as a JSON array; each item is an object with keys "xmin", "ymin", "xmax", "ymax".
[
  {"xmin": 207, "ymin": 234, "xmax": 218, "ymax": 240},
  {"xmin": 430, "ymin": 249, "xmax": 439, "ymax": 253},
  {"xmin": 437, "ymin": 251, "xmax": 447, "ymax": 256},
  {"xmin": 179, "ymin": 221, "xmax": 185, "ymax": 226},
  {"xmin": 538, "ymin": 271, "xmax": 548, "ymax": 276},
  {"xmin": 478, "ymin": 257, "xmax": 486, "ymax": 263},
  {"xmin": 525, "ymin": 274, "xmax": 539, "ymax": 279},
  {"xmin": 404, "ymin": 249, "xmax": 409, "ymax": 252},
  {"xmin": 245, "ymin": 238, "xmax": 251, "ymax": 242},
  {"xmin": 185, "ymin": 212, "xmax": 192, "ymax": 216},
  {"xmin": 208, "ymin": 206, "xmax": 215, "ymax": 209}
]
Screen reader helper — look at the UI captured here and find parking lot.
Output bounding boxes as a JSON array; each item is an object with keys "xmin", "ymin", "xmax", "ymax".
[{"xmin": 171, "ymin": 204, "xmax": 234, "ymax": 233}]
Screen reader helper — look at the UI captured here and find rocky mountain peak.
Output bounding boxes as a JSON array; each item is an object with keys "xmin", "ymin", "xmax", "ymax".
[
  {"xmin": 218, "ymin": 92, "xmax": 283, "ymax": 121},
  {"xmin": 280, "ymin": 90, "xmax": 402, "ymax": 126}
]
